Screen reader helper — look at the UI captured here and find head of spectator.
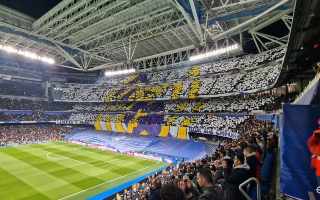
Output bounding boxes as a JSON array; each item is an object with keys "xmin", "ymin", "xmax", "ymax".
[
  {"xmin": 222, "ymin": 156, "xmax": 233, "ymax": 172},
  {"xmin": 197, "ymin": 168, "xmax": 220, "ymax": 200},
  {"xmin": 243, "ymin": 144, "xmax": 256, "ymax": 158},
  {"xmin": 197, "ymin": 168, "xmax": 213, "ymax": 188},
  {"xmin": 234, "ymin": 152, "xmax": 246, "ymax": 167},
  {"xmin": 178, "ymin": 175, "xmax": 199, "ymax": 200}
]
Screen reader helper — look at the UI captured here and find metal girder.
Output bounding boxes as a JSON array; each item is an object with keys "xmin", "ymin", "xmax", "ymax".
[
  {"xmin": 209, "ymin": 0, "xmax": 292, "ymax": 41},
  {"xmin": 170, "ymin": 30, "xmax": 185, "ymax": 46},
  {"xmin": 54, "ymin": 43, "xmax": 82, "ymax": 68},
  {"xmin": 35, "ymin": 0, "xmax": 89, "ymax": 34},
  {"xmin": 162, "ymin": 34, "xmax": 179, "ymax": 49},
  {"xmin": 85, "ymin": 18, "xmax": 182, "ymax": 53},
  {"xmin": 207, "ymin": 0, "xmax": 277, "ymax": 24},
  {"xmin": 171, "ymin": 0, "xmax": 202, "ymax": 43},
  {"xmin": 133, "ymin": 42, "xmax": 157, "ymax": 58},
  {"xmin": 70, "ymin": 0, "xmax": 171, "ymax": 44},
  {"xmin": 81, "ymin": 9, "xmax": 183, "ymax": 52},
  {"xmin": 210, "ymin": 0, "xmax": 270, "ymax": 12},
  {"xmin": 0, "ymin": 4, "xmax": 34, "ymax": 31},
  {"xmin": 249, "ymin": 9, "xmax": 292, "ymax": 32},
  {"xmin": 87, "ymin": 45, "xmax": 195, "ymax": 71},
  {"xmin": 153, "ymin": 37, "xmax": 172, "ymax": 51},
  {"xmin": 180, "ymin": 26, "xmax": 198, "ymax": 45},
  {"xmin": 248, "ymin": 10, "xmax": 292, "ymax": 52},
  {"xmin": 188, "ymin": 0, "xmax": 205, "ymax": 44},
  {"xmin": 281, "ymin": 14, "xmax": 293, "ymax": 30},
  {"xmin": 34, "ymin": 0, "xmax": 128, "ymax": 34},
  {"xmin": 0, "ymin": 22, "xmax": 117, "ymax": 70},
  {"xmin": 144, "ymin": 39, "xmax": 163, "ymax": 53},
  {"xmin": 48, "ymin": 1, "xmax": 131, "ymax": 40}
]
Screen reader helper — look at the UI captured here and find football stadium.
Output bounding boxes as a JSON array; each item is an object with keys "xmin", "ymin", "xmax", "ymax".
[{"xmin": 0, "ymin": 0, "xmax": 319, "ymax": 200}]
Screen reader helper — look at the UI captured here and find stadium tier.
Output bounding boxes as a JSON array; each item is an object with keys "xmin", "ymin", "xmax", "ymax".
[
  {"xmin": 0, "ymin": 0, "xmax": 319, "ymax": 199},
  {"xmin": 51, "ymin": 48, "xmax": 284, "ymax": 102}
]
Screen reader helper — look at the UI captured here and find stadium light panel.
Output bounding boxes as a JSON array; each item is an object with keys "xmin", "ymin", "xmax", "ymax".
[
  {"xmin": 104, "ymin": 68, "xmax": 136, "ymax": 77},
  {"xmin": 189, "ymin": 44, "xmax": 240, "ymax": 61},
  {"xmin": 0, "ymin": 44, "xmax": 55, "ymax": 64}
]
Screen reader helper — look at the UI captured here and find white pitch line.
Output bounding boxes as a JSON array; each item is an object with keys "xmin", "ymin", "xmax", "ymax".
[{"xmin": 58, "ymin": 165, "xmax": 157, "ymax": 200}]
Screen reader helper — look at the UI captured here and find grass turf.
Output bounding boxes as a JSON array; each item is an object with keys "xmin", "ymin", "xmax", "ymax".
[{"xmin": 0, "ymin": 142, "xmax": 166, "ymax": 200}]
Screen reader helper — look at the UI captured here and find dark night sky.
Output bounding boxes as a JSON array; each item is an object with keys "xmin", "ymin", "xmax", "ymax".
[{"xmin": 0, "ymin": 0, "xmax": 62, "ymax": 18}]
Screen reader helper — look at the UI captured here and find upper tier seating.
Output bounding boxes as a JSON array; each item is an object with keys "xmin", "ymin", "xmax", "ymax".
[{"xmin": 52, "ymin": 61, "xmax": 282, "ymax": 102}]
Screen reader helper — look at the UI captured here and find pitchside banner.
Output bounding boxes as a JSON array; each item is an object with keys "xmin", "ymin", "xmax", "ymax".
[{"xmin": 280, "ymin": 104, "xmax": 320, "ymax": 199}]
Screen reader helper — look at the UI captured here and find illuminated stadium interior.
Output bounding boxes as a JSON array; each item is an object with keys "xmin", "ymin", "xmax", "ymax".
[{"xmin": 0, "ymin": 0, "xmax": 319, "ymax": 200}]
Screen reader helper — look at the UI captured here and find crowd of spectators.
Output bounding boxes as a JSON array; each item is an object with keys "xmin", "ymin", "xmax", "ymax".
[
  {"xmin": 52, "ymin": 47, "xmax": 284, "ymax": 102},
  {"xmin": 0, "ymin": 111, "xmax": 72, "ymax": 122},
  {"xmin": 98, "ymin": 47, "xmax": 285, "ymax": 85},
  {"xmin": 0, "ymin": 97, "xmax": 75, "ymax": 111},
  {"xmin": 52, "ymin": 63, "xmax": 282, "ymax": 102},
  {"xmin": 0, "ymin": 125, "xmax": 71, "ymax": 146},
  {"xmin": 165, "ymin": 94, "xmax": 279, "ymax": 113},
  {"xmin": 0, "ymin": 98, "xmax": 47, "ymax": 110},
  {"xmin": 164, "ymin": 115, "xmax": 249, "ymax": 135},
  {"xmin": 67, "ymin": 112, "xmax": 262, "ymax": 139},
  {"xmin": 113, "ymin": 119, "xmax": 277, "ymax": 200},
  {"xmin": 0, "ymin": 79, "xmax": 45, "ymax": 97},
  {"xmin": 200, "ymin": 47, "xmax": 285, "ymax": 74}
]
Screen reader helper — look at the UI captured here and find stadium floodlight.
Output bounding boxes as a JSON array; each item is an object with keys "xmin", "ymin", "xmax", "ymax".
[
  {"xmin": 0, "ymin": 44, "xmax": 55, "ymax": 64},
  {"xmin": 104, "ymin": 68, "xmax": 136, "ymax": 77},
  {"xmin": 189, "ymin": 44, "xmax": 240, "ymax": 61}
]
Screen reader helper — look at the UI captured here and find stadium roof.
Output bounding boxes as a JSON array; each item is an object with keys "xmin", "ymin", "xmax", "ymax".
[{"xmin": 0, "ymin": 0, "xmax": 294, "ymax": 72}]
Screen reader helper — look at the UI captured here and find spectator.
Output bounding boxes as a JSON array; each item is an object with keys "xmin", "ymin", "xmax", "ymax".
[
  {"xmin": 224, "ymin": 153, "xmax": 250, "ymax": 200},
  {"xmin": 150, "ymin": 178, "xmax": 162, "ymax": 200},
  {"xmin": 196, "ymin": 168, "xmax": 219, "ymax": 200},
  {"xmin": 160, "ymin": 184, "xmax": 185, "ymax": 200},
  {"xmin": 178, "ymin": 175, "xmax": 199, "ymax": 200},
  {"xmin": 244, "ymin": 145, "xmax": 261, "ymax": 179}
]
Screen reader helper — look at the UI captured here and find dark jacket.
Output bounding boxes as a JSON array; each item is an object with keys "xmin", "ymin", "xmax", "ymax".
[
  {"xmin": 185, "ymin": 187, "xmax": 199, "ymax": 200},
  {"xmin": 213, "ymin": 168, "xmax": 224, "ymax": 184},
  {"xmin": 213, "ymin": 168, "xmax": 232, "ymax": 185},
  {"xmin": 246, "ymin": 153, "xmax": 259, "ymax": 178},
  {"xmin": 224, "ymin": 164, "xmax": 250, "ymax": 200},
  {"xmin": 150, "ymin": 187, "xmax": 161, "ymax": 200},
  {"xmin": 198, "ymin": 186, "xmax": 219, "ymax": 200}
]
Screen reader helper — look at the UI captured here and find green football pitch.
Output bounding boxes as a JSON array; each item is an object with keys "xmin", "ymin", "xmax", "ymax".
[{"xmin": 0, "ymin": 142, "xmax": 166, "ymax": 200}]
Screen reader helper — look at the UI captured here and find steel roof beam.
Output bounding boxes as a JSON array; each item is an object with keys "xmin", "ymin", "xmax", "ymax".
[
  {"xmin": 162, "ymin": 34, "xmax": 179, "ymax": 49},
  {"xmin": 87, "ymin": 45, "xmax": 195, "ymax": 71},
  {"xmin": 0, "ymin": 22, "xmax": 115, "ymax": 69},
  {"xmin": 189, "ymin": 0, "xmax": 204, "ymax": 44},
  {"xmin": 47, "ymin": 0, "xmax": 130, "ymax": 39},
  {"xmin": 170, "ymin": 30, "xmax": 185, "ymax": 46},
  {"xmin": 69, "ymin": 0, "xmax": 168, "ymax": 43},
  {"xmin": 145, "ymin": 39, "xmax": 164, "ymax": 53},
  {"xmin": 210, "ymin": 0, "xmax": 292, "ymax": 41},
  {"xmin": 86, "ymin": 16, "xmax": 184, "ymax": 54},
  {"xmin": 180, "ymin": 27, "xmax": 198, "ymax": 44},
  {"xmin": 35, "ymin": 0, "xmax": 89, "ymax": 34},
  {"xmin": 210, "ymin": 0, "xmax": 268, "ymax": 12},
  {"xmin": 74, "ymin": 7, "xmax": 177, "ymax": 47},
  {"xmin": 172, "ymin": 0, "xmax": 202, "ymax": 43},
  {"xmin": 54, "ymin": 43, "xmax": 82, "ymax": 69}
]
